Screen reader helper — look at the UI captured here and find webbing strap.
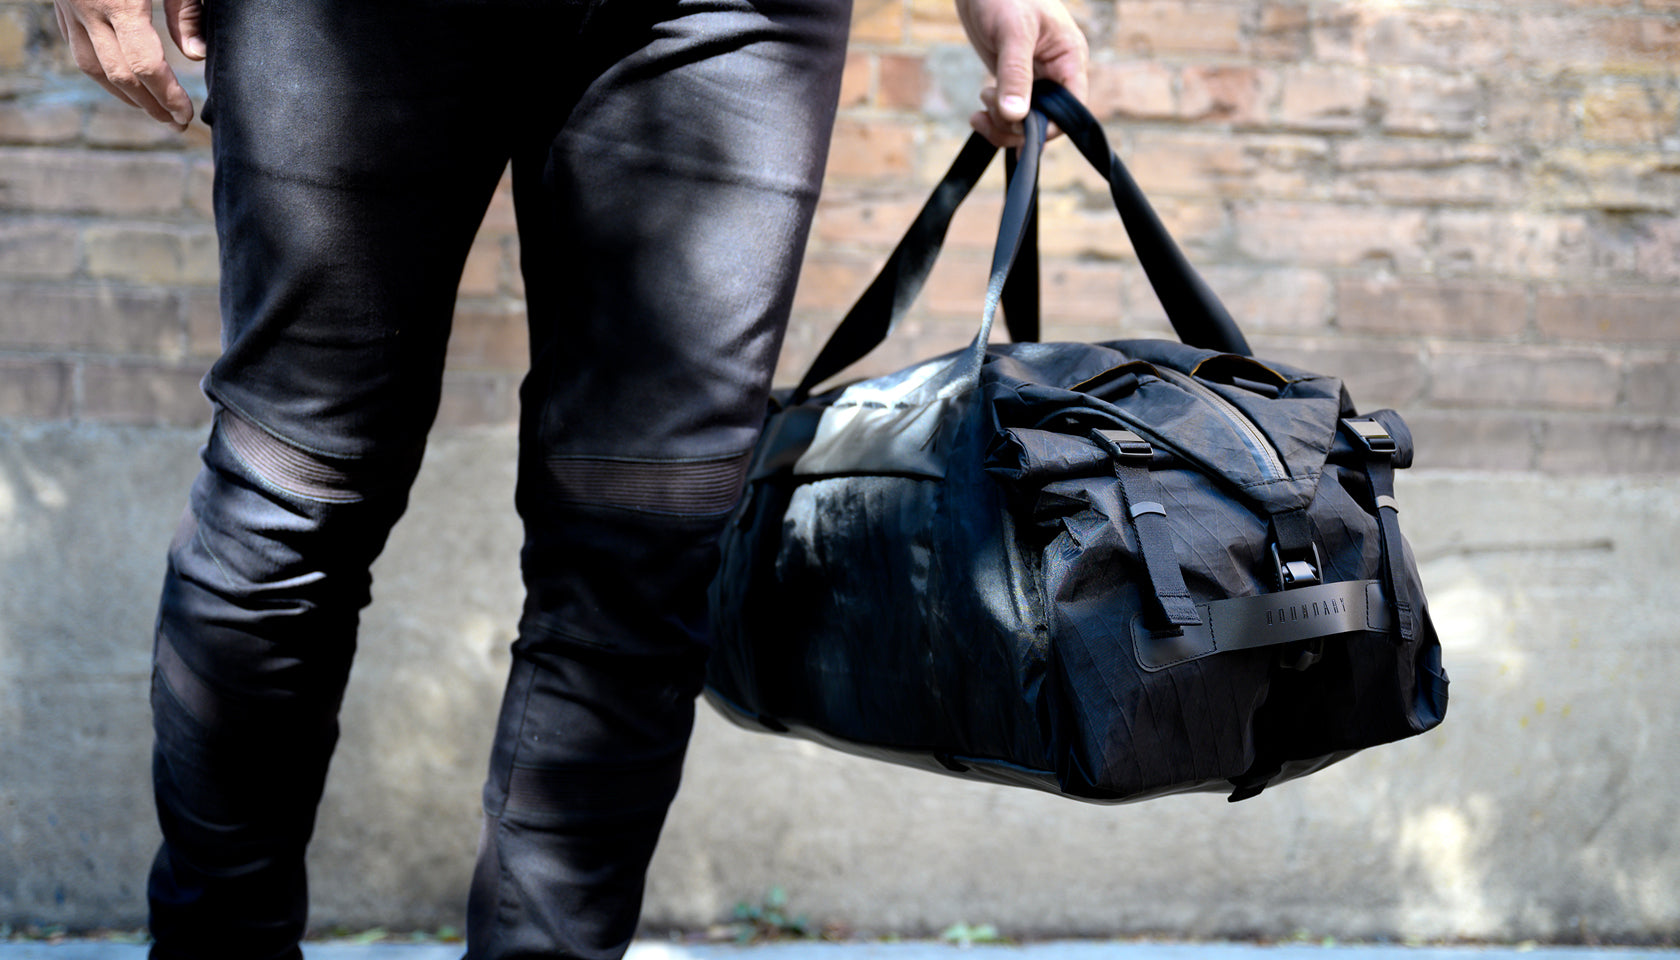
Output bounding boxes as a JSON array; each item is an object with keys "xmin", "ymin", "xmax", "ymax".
[
  {"xmin": 1132, "ymin": 579, "xmax": 1393, "ymax": 671},
  {"xmin": 1092, "ymin": 430, "xmax": 1201, "ymax": 628},
  {"xmin": 1341, "ymin": 417, "xmax": 1416, "ymax": 643}
]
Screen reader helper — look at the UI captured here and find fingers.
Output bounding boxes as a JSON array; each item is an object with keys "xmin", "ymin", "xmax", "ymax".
[
  {"xmin": 54, "ymin": 0, "xmax": 194, "ymax": 129},
  {"xmin": 164, "ymin": 0, "xmax": 206, "ymax": 60}
]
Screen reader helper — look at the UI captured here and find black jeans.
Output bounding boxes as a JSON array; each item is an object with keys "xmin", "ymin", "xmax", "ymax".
[{"xmin": 145, "ymin": 0, "xmax": 850, "ymax": 957}]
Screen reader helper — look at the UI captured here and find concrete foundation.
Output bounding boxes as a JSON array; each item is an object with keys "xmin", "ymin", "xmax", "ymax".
[{"xmin": 1, "ymin": 423, "xmax": 1675, "ymax": 942}]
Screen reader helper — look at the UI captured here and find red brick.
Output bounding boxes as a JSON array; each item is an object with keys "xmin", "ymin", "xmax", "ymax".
[
  {"xmin": 1249, "ymin": 336, "xmax": 1428, "ymax": 409},
  {"xmin": 0, "ymin": 148, "xmax": 187, "ymax": 216},
  {"xmin": 446, "ymin": 303, "xmax": 528, "ymax": 373},
  {"xmin": 1537, "ymin": 150, "xmax": 1680, "ymax": 213},
  {"xmin": 80, "ymin": 361, "xmax": 210, "ymax": 426},
  {"xmin": 1336, "ymin": 276, "xmax": 1528, "ymax": 340},
  {"xmin": 1536, "ymin": 287, "xmax": 1680, "ymax": 345},
  {"xmin": 0, "ymin": 356, "xmax": 72, "ymax": 419},
  {"xmin": 838, "ymin": 51, "xmax": 871, "ymax": 110},
  {"xmin": 0, "ymin": 102, "xmax": 81, "ymax": 145},
  {"xmin": 0, "ymin": 218, "xmax": 78, "ymax": 278},
  {"xmin": 1118, "ymin": 266, "xmax": 1333, "ymax": 335},
  {"xmin": 1113, "ymin": 1, "xmax": 1247, "ymax": 57},
  {"xmin": 878, "ymin": 54, "xmax": 927, "ymax": 111},
  {"xmin": 916, "ymin": 251, "xmax": 990, "ymax": 317},
  {"xmin": 1538, "ymin": 416, "xmax": 1680, "ymax": 474},
  {"xmin": 1039, "ymin": 259, "xmax": 1125, "ymax": 325},
  {"xmin": 1322, "ymin": 6, "xmax": 1510, "ymax": 70},
  {"xmin": 0, "ymin": 282, "xmax": 183, "ymax": 356},
  {"xmin": 1277, "ymin": 65, "xmax": 1373, "ymax": 131},
  {"xmin": 824, "ymin": 119, "xmax": 916, "ymax": 183},
  {"xmin": 1233, "ymin": 201, "xmax": 1429, "ymax": 270},
  {"xmin": 1626, "ymin": 353, "xmax": 1680, "ymax": 414},
  {"xmin": 1403, "ymin": 409, "xmax": 1539, "ymax": 471},
  {"xmin": 435, "ymin": 370, "xmax": 519, "ymax": 429},
  {"xmin": 1428, "ymin": 344, "xmax": 1619, "ymax": 411},
  {"xmin": 1129, "ymin": 132, "xmax": 1324, "ymax": 199},
  {"xmin": 1598, "ymin": 16, "xmax": 1680, "ymax": 72}
]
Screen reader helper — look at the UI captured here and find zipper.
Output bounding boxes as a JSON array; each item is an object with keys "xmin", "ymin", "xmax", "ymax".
[{"xmin": 1153, "ymin": 366, "xmax": 1289, "ymax": 481}]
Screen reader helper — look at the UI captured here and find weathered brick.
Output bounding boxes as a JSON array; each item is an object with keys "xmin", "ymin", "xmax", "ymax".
[
  {"xmin": 824, "ymin": 119, "xmax": 916, "ymax": 183},
  {"xmin": 1403, "ymin": 409, "xmax": 1539, "ymax": 470},
  {"xmin": 0, "ymin": 356, "xmax": 71, "ymax": 419},
  {"xmin": 1333, "ymin": 140, "xmax": 1521, "ymax": 206},
  {"xmin": 838, "ymin": 51, "xmax": 871, "ymax": 110},
  {"xmin": 1428, "ymin": 344, "xmax": 1619, "ymax": 411},
  {"xmin": 1430, "ymin": 210, "xmax": 1596, "ymax": 282},
  {"xmin": 1128, "ymin": 132, "xmax": 1325, "ymax": 199},
  {"xmin": 916, "ymin": 251, "xmax": 990, "ymax": 317},
  {"xmin": 1483, "ymin": 82, "xmax": 1576, "ymax": 145},
  {"xmin": 435, "ymin": 370, "xmax": 519, "ymax": 429},
  {"xmin": 0, "ymin": 218, "xmax": 78, "ymax": 278},
  {"xmin": 186, "ymin": 158, "xmax": 215, "ymax": 219},
  {"xmin": 1511, "ymin": 13, "xmax": 1610, "ymax": 72},
  {"xmin": 1179, "ymin": 66, "xmax": 1276, "ymax": 126},
  {"xmin": 1254, "ymin": 1, "xmax": 1311, "ymax": 61},
  {"xmin": 878, "ymin": 54, "xmax": 927, "ymax": 111},
  {"xmin": 0, "ymin": 101, "xmax": 81, "ymax": 145},
  {"xmin": 479, "ymin": 169, "xmax": 517, "ymax": 234},
  {"xmin": 446, "ymin": 303, "xmax": 527, "ymax": 372},
  {"xmin": 457, "ymin": 238, "xmax": 503, "ymax": 298},
  {"xmin": 1598, "ymin": 16, "xmax": 1680, "ymax": 72},
  {"xmin": 1040, "ymin": 258, "xmax": 1125, "ymax": 325},
  {"xmin": 1379, "ymin": 69, "xmax": 1482, "ymax": 136},
  {"xmin": 1113, "ymin": 1, "xmax": 1247, "ymax": 57},
  {"xmin": 1536, "ymin": 286, "xmax": 1680, "ymax": 344},
  {"xmin": 0, "ymin": 6, "xmax": 25, "ymax": 72},
  {"xmin": 1123, "ymin": 265, "xmax": 1334, "ymax": 333},
  {"xmin": 1039, "ymin": 193, "xmax": 1226, "ymax": 260},
  {"xmin": 185, "ymin": 288, "xmax": 221, "ymax": 359},
  {"xmin": 1324, "ymin": 7, "xmax": 1510, "ymax": 70},
  {"xmin": 1337, "ymin": 276, "xmax": 1528, "ymax": 340},
  {"xmin": 1086, "ymin": 61, "xmax": 1175, "ymax": 121},
  {"xmin": 1538, "ymin": 415, "xmax": 1680, "ymax": 473},
  {"xmin": 84, "ymin": 101, "xmax": 210, "ymax": 149},
  {"xmin": 1248, "ymin": 336, "xmax": 1427, "ymax": 409},
  {"xmin": 83, "ymin": 224, "xmax": 219, "ymax": 286},
  {"xmin": 1632, "ymin": 213, "xmax": 1680, "ymax": 282},
  {"xmin": 852, "ymin": 0, "xmax": 906, "ymax": 44},
  {"xmin": 1277, "ymin": 65, "xmax": 1373, "ymax": 131},
  {"xmin": 0, "ymin": 148, "xmax": 187, "ymax": 215},
  {"xmin": 907, "ymin": 0, "xmax": 966, "ymax": 46},
  {"xmin": 791, "ymin": 256, "xmax": 875, "ymax": 314},
  {"xmin": 1233, "ymin": 201, "xmax": 1429, "ymax": 270},
  {"xmin": 1582, "ymin": 81, "xmax": 1680, "ymax": 146},
  {"xmin": 80, "ymin": 361, "xmax": 210, "ymax": 426},
  {"xmin": 1625, "ymin": 353, "xmax": 1679, "ymax": 413},
  {"xmin": 0, "ymin": 282, "xmax": 182, "ymax": 355}
]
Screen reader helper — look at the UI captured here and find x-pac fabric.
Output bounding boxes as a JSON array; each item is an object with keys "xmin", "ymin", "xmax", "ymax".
[{"xmin": 705, "ymin": 82, "xmax": 1449, "ymax": 804}]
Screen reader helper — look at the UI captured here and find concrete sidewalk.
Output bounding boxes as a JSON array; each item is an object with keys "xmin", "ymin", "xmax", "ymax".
[{"xmin": 1, "ymin": 942, "xmax": 1676, "ymax": 960}]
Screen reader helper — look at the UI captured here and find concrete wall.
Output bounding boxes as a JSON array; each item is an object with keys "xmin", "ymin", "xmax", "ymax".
[{"xmin": 2, "ymin": 424, "xmax": 1677, "ymax": 943}]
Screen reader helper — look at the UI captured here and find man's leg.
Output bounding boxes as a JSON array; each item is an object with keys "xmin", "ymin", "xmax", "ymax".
[
  {"xmin": 145, "ymin": 3, "xmax": 519, "ymax": 957},
  {"xmin": 466, "ymin": 0, "xmax": 852, "ymax": 956}
]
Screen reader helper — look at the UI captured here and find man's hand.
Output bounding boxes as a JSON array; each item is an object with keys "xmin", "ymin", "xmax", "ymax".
[
  {"xmin": 53, "ymin": 0, "xmax": 206, "ymax": 131},
  {"xmin": 954, "ymin": 0, "xmax": 1088, "ymax": 147}
]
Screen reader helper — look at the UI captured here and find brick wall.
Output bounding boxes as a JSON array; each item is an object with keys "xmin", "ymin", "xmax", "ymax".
[{"xmin": 1, "ymin": 0, "xmax": 1675, "ymax": 471}]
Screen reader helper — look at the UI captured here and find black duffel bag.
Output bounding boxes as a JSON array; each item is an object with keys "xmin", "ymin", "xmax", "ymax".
[{"xmin": 706, "ymin": 82, "xmax": 1448, "ymax": 804}]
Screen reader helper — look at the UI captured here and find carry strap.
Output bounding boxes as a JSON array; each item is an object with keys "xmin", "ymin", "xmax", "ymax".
[
  {"xmin": 791, "ymin": 81, "xmax": 1251, "ymax": 403},
  {"xmin": 1092, "ymin": 429, "xmax": 1202, "ymax": 628},
  {"xmin": 1342, "ymin": 417, "xmax": 1417, "ymax": 642}
]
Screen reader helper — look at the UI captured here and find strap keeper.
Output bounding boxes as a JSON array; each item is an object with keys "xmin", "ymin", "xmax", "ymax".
[
  {"xmin": 1341, "ymin": 418, "xmax": 1397, "ymax": 457},
  {"xmin": 1093, "ymin": 428, "xmax": 1155, "ymax": 463}
]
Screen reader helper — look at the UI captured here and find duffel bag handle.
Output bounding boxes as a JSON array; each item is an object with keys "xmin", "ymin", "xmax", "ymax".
[{"xmin": 792, "ymin": 81, "xmax": 1251, "ymax": 405}]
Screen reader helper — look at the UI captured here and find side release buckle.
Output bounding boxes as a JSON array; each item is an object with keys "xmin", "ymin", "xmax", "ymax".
[{"xmin": 1341, "ymin": 417, "xmax": 1397, "ymax": 457}]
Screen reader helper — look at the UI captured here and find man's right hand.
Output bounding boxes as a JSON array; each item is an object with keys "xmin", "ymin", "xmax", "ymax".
[{"xmin": 53, "ymin": 0, "xmax": 206, "ymax": 131}]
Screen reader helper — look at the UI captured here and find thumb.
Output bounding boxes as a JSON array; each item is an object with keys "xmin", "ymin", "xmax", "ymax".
[
  {"xmin": 165, "ymin": 0, "xmax": 205, "ymax": 60},
  {"xmin": 991, "ymin": 15, "xmax": 1038, "ymax": 122}
]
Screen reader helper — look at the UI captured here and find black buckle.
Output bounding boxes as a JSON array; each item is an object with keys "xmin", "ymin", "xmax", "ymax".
[
  {"xmin": 1270, "ymin": 542, "xmax": 1323, "ymax": 590},
  {"xmin": 1093, "ymin": 428, "xmax": 1154, "ymax": 463},
  {"xmin": 1341, "ymin": 418, "xmax": 1397, "ymax": 457}
]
